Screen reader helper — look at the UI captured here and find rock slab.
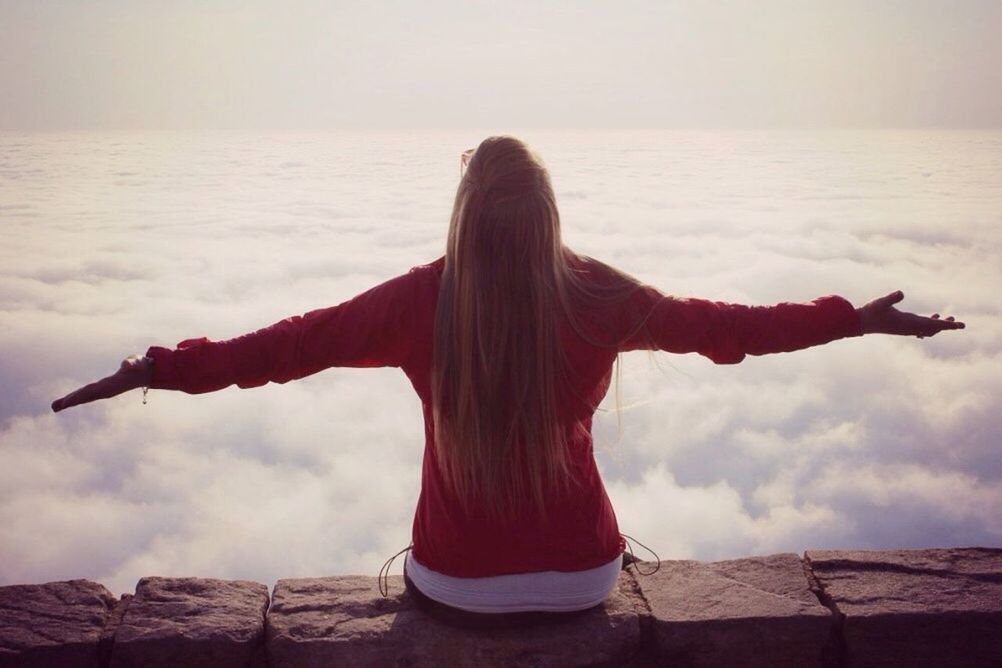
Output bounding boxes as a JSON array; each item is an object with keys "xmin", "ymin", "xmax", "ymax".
[
  {"xmin": 0, "ymin": 579, "xmax": 117, "ymax": 668},
  {"xmin": 806, "ymin": 547, "xmax": 1002, "ymax": 668},
  {"xmin": 633, "ymin": 553, "xmax": 835, "ymax": 667},
  {"xmin": 267, "ymin": 572, "xmax": 645, "ymax": 667},
  {"xmin": 109, "ymin": 576, "xmax": 269, "ymax": 668}
]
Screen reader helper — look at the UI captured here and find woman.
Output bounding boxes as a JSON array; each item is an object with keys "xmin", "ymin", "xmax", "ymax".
[{"xmin": 51, "ymin": 135, "xmax": 964, "ymax": 626}]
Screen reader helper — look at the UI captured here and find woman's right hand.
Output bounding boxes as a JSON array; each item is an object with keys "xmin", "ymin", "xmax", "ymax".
[
  {"xmin": 51, "ymin": 355, "xmax": 153, "ymax": 413},
  {"xmin": 856, "ymin": 291, "xmax": 966, "ymax": 338}
]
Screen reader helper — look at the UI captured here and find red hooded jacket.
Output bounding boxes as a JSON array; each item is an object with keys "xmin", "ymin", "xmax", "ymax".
[{"xmin": 145, "ymin": 254, "xmax": 863, "ymax": 577}]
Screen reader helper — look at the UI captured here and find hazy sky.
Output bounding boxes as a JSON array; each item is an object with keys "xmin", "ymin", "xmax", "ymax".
[{"xmin": 2, "ymin": 0, "xmax": 1000, "ymax": 130}]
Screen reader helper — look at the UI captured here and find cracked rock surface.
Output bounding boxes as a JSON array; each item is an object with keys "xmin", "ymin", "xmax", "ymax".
[
  {"xmin": 3, "ymin": 548, "xmax": 1001, "ymax": 667},
  {"xmin": 632, "ymin": 553, "xmax": 834, "ymax": 667},
  {"xmin": 266, "ymin": 573, "xmax": 645, "ymax": 667},
  {"xmin": 109, "ymin": 576, "xmax": 269, "ymax": 668},
  {"xmin": 806, "ymin": 548, "xmax": 1002, "ymax": 668},
  {"xmin": 0, "ymin": 579, "xmax": 116, "ymax": 668}
]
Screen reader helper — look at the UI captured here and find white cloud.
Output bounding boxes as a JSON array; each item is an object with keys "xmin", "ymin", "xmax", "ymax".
[{"xmin": 1, "ymin": 129, "xmax": 999, "ymax": 597}]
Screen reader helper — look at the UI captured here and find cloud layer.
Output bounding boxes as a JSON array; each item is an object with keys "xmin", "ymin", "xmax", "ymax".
[{"xmin": 1, "ymin": 129, "xmax": 999, "ymax": 595}]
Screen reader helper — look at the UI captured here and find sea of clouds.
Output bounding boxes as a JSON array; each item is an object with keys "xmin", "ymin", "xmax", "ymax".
[{"xmin": 1, "ymin": 129, "xmax": 999, "ymax": 596}]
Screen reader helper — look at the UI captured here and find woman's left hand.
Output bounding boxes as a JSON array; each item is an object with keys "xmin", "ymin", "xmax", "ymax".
[{"xmin": 856, "ymin": 290, "xmax": 966, "ymax": 338}]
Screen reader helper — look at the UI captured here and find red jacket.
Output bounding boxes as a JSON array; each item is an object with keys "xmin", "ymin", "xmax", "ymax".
[{"xmin": 146, "ymin": 254, "xmax": 863, "ymax": 577}]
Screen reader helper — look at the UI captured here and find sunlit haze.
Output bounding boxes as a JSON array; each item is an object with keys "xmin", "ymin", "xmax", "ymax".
[{"xmin": 1, "ymin": 0, "xmax": 1000, "ymax": 131}]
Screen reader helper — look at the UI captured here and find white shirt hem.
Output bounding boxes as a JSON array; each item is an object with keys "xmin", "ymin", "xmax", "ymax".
[{"xmin": 404, "ymin": 552, "xmax": 623, "ymax": 613}]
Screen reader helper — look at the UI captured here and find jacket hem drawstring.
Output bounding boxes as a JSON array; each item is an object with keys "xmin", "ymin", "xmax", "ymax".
[
  {"xmin": 620, "ymin": 533, "xmax": 660, "ymax": 576},
  {"xmin": 379, "ymin": 544, "xmax": 413, "ymax": 597}
]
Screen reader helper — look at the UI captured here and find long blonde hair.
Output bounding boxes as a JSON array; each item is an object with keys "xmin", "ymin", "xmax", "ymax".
[{"xmin": 431, "ymin": 135, "xmax": 652, "ymax": 516}]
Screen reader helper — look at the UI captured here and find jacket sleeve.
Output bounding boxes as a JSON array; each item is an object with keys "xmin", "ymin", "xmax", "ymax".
[
  {"xmin": 617, "ymin": 285, "xmax": 864, "ymax": 363},
  {"xmin": 144, "ymin": 268, "xmax": 421, "ymax": 394}
]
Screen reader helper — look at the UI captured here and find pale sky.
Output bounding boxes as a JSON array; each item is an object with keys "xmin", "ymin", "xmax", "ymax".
[{"xmin": 1, "ymin": 0, "xmax": 1000, "ymax": 130}]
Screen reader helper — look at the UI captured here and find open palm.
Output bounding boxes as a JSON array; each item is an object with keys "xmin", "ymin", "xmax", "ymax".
[{"xmin": 856, "ymin": 290, "xmax": 965, "ymax": 338}]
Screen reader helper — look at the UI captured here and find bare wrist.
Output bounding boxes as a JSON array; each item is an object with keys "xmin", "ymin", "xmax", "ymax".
[
  {"xmin": 855, "ymin": 307, "xmax": 870, "ymax": 334},
  {"xmin": 140, "ymin": 354, "xmax": 155, "ymax": 387}
]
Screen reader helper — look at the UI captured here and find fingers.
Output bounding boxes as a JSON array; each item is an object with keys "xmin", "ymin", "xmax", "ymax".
[
  {"xmin": 915, "ymin": 314, "xmax": 966, "ymax": 338},
  {"xmin": 876, "ymin": 290, "xmax": 905, "ymax": 309},
  {"xmin": 51, "ymin": 372, "xmax": 136, "ymax": 413},
  {"xmin": 928, "ymin": 314, "xmax": 964, "ymax": 330},
  {"xmin": 52, "ymin": 388, "xmax": 86, "ymax": 413},
  {"xmin": 51, "ymin": 380, "xmax": 106, "ymax": 413},
  {"xmin": 51, "ymin": 389, "xmax": 94, "ymax": 412},
  {"xmin": 52, "ymin": 388, "xmax": 82, "ymax": 412},
  {"xmin": 51, "ymin": 356, "xmax": 151, "ymax": 413}
]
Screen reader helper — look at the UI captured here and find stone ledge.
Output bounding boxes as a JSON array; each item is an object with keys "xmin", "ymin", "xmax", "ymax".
[
  {"xmin": 267, "ymin": 573, "xmax": 644, "ymax": 667},
  {"xmin": 0, "ymin": 579, "xmax": 117, "ymax": 668},
  {"xmin": 0, "ymin": 547, "xmax": 998, "ymax": 667},
  {"xmin": 806, "ymin": 547, "xmax": 1002, "ymax": 668},
  {"xmin": 108, "ymin": 577, "xmax": 269, "ymax": 668},
  {"xmin": 631, "ymin": 553, "xmax": 835, "ymax": 667}
]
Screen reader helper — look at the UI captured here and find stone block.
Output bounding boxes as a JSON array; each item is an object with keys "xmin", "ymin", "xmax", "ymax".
[
  {"xmin": 266, "ymin": 572, "xmax": 644, "ymax": 667},
  {"xmin": 806, "ymin": 547, "xmax": 1002, "ymax": 668},
  {"xmin": 633, "ymin": 553, "xmax": 835, "ymax": 667},
  {"xmin": 0, "ymin": 579, "xmax": 118, "ymax": 668},
  {"xmin": 109, "ymin": 576, "xmax": 269, "ymax": 668}
]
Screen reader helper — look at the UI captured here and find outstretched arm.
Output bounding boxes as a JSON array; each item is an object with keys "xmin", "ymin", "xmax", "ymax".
[
  {"xmin": 52, "ymin": 267, "xmax": 423, "ymax": 412},
  {"xmin": 619, "ymin": 286, "xmax": 964, "ymax": 362}
]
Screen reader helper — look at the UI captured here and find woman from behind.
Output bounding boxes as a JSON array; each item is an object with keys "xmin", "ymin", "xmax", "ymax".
[{"xmin": 407, "ymin": 135, "xmax": 652, "ymax": 625}]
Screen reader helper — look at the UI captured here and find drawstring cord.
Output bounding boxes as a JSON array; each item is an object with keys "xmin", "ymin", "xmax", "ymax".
[
  {"xmin": 378, "ymin": 544, "xmax": 412, "ymax": 597},
  {"xmin": 141, "ymin": 355, "xmax": 153, "ymax": 405},
  {"xmin": 621, "ymin": 533, "xmax": 660, "ymax": 576}
]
